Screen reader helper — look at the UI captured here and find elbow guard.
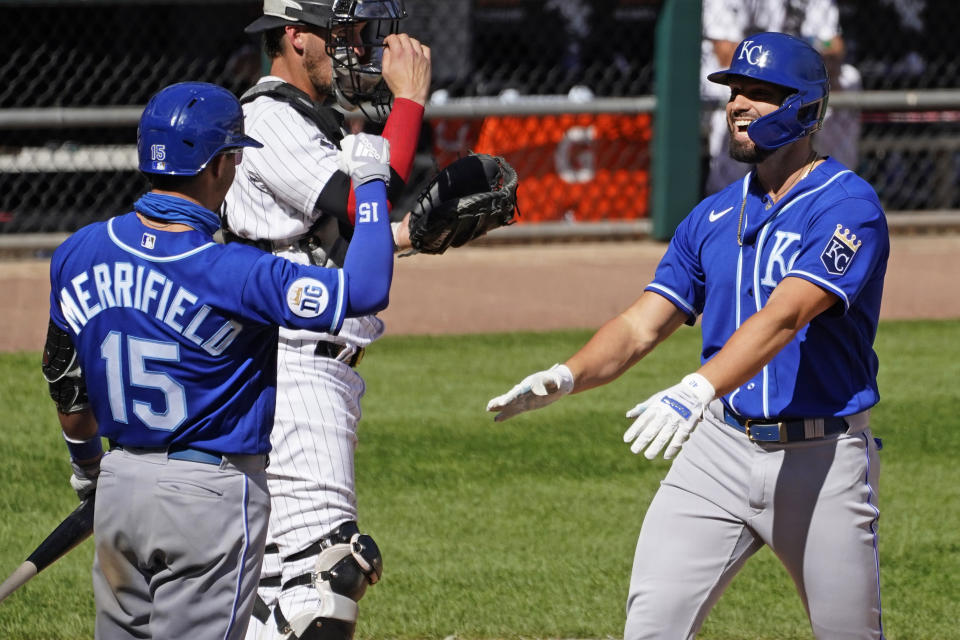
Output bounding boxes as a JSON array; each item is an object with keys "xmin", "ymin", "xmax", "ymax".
[{"xmin": 42, "ymin": 320, "xmax": 89, "ymax": 414}]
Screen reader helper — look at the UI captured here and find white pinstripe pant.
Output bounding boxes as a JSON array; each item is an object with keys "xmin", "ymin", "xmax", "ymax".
[{"xmin": 247, "ymin": 336, "xmax": 366, "ymax": 638}]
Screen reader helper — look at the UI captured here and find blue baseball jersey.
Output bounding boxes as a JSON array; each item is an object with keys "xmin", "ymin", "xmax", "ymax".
[
  {"xmin": 647, "ymin": 157, "xmax": 889, "ymax": 419},
  {"xmin": 49, "ymin": 211, "xmax": 353, "ymax": 454}
]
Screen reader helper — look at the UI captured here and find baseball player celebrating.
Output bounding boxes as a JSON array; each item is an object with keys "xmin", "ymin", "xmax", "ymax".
[
  {"xmin": 488, "ymin": 33, "xmax": 888, "ymax": 639},
  {"xmin": 43, "ymin": 82, "xmax": 395, "ymax": 640},
  {"xmin": 222, "ymin": 2, "xmax": 430, "ymax": 639}
]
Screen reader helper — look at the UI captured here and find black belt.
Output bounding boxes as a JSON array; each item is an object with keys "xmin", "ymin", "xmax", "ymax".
[
  {"xmin": 723, "ymin": 409, "xmax": 848, "ymax": 443},
  {"xmin": 315, "ymin": 340, "xmax": 364, "ymax": 367}
]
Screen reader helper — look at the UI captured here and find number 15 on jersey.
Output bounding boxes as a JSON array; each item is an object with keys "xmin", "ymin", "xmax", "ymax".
[{"xmin": 357, "ymin": 202, "xmax": 379, "ymax": 224}]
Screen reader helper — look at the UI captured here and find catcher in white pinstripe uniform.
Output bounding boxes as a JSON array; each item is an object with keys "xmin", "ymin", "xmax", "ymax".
[{"xmin": 223, "ymin": 1, "xmax": 430, "ymax": 638}]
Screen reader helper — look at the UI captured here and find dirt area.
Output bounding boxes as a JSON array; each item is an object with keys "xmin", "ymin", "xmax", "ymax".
[{"xmin": 3, "ymin": 234, "xmax": 957, "ymax": 353}]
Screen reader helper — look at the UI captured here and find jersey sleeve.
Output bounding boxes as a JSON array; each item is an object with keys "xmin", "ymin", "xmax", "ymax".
[
  {"xmin": 644, "ymin": 214, "xmax": 705, "ymax": 324},
  {"xmin": 243, "ymin": 104, "xmax": 339, "ymax": 222},
  {"xmin": 47, "ymin": 235, "xmax": 83, "ymax": 334},
  {"xmin": 48, "ymin": 271, "xmax": 71, "ymax": 332},
  {"xmin": 785, "ymin": 197, "xmax": 888, "ymax": 311},
  {"xmin": 240, "ymin": 252, "xmax": 348, "ymax": 335}
]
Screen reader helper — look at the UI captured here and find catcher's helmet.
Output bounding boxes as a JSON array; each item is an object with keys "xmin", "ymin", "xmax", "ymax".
[
  {"xmin": 708, "ymin": 32, "xmax": 829, "ymax": 151},
  {"xmin": 245, "ymin": 0, "xmax": 407, "ymax": 117},
  {"xmin": 138, "ymin": 82, "xmax": 262, "ymax": 176}
]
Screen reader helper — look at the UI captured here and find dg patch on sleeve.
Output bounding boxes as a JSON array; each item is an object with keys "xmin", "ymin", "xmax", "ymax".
[
  {"xmin": 820, "ymin": 224, "xmax": 862, "ymax": 276},
  {"xmin": 287, "ymin": 277, "xmax": 331, "ymax": 318}
]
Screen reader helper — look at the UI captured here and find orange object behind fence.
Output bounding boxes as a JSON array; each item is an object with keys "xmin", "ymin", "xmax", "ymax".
[{"xmin": 430, "ymin": 113, "xmax": 652, "ymax": 223}]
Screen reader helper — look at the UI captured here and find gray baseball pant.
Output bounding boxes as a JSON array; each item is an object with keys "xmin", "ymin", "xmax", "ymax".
[
  {"xmin": 624, "ymin": 404, "xmax": 882, "ymax": 639},
  {"xmin": 92, "ymin": 447, "xmax": 270, "ymax": 640}
]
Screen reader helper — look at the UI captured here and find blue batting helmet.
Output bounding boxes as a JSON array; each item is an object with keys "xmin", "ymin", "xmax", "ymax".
[
  {"xmin": 137, "ymin": 82, "xmax": 262, "ymax": 176},
  {"xmin": 708, "ymin": 32, "xmax": 829, "ymax": 151}
]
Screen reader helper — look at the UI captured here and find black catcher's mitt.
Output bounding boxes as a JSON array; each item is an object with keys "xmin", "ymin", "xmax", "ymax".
[{"xmin": 407, "ymin": 153, "xmax": 519, "ymax": 255}]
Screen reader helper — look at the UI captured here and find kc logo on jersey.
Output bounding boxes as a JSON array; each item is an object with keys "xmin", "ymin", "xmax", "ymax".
[
  {"xmin": 287, "ymin": 278, "xmax": 330, "ymax": 318},
  {"xmin": 820, "ymin": 224, "xmax": 862, "ymax": 275}
]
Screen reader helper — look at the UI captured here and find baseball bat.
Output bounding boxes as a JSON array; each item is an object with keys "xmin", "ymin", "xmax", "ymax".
[{"xmin": 0, "ymin": 497, "xmax": 95, "ymax": 604}]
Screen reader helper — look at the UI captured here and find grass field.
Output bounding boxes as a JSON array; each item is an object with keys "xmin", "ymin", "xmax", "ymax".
[{"xmin": 0, "ymin": 320, "xmax": 958, "ymax": 639}]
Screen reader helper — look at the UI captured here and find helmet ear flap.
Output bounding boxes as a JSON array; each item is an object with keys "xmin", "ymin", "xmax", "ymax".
[
  {"xmin": 747, "ymin": 92, "xmax": 827, "ymax": 151},
  {"xmin": 747, "ymin": 93, "xmax": 806, "ymax": 151},
  {"xmin": 798, "ymin": 94, "xmax": 828, "ymax": 132}
]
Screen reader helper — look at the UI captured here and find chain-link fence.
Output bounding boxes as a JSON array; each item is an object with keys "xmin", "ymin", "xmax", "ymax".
[{"xmin": 1, "ymin": 0, "xmax": 959, "ymax": 235}]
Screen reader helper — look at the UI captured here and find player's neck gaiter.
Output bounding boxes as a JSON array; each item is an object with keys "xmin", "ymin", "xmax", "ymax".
[{"xmin": 134, "ymin": 192, "xmax": 220, "ymax": 236}]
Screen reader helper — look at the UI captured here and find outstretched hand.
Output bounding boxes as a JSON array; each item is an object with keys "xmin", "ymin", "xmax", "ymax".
[
  {"xmin": 623, "ymin": 373, "xmax": 715, "ymax": 460},
  {"xmin": 486, "ymin": 364, "xmax": 574, "ymax": 422}
]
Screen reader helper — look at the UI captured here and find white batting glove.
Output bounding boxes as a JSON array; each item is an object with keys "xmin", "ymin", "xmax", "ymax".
[
  {"xmin": 69, "ymin": 459, "xmax": 100, "ymax": 501},
  {"xmin": 486, "ymin": 364, "xmax": 575, "ymax": 422},
  {"xmin": 623, "ymin": 373, "xmax": 715, "ymax": 460},
  {"xmin": 338, "ymin": 133, "xmax": 391, "ymax": 186}
]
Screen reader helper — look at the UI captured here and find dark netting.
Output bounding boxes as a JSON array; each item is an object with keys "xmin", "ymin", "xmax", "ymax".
[
  {"xmin": 839, "ymin": 0, "xmax": 960, "ymax": 91},
  {"xmin": 1, "ymin": 0, "xmax": 959, "ymax": 235}
]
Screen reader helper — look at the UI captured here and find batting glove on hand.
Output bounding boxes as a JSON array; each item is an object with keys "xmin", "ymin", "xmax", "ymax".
[
  {"xmin": 623, "ymin": 373, "xmax": 715, "ymax": 460},
  {"xmin": 338, "ymin": 133, "xmax": 391, "ymax": 186},
  {"xmin": 486, "ymin": 364, "xmax": 574, "ymax": 422},
  {"xmin": 69, "ymin": 459, "xmax": 100, "ymax": 502}
]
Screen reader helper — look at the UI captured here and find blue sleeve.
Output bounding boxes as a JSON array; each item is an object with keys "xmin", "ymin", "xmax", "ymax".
[
  {"xmin": 341, "ymin": 180, "xmax": 393, "ymax": 316},
  {"xmin": 239, "ymin": 180, "xmax": 392, "ymax": 327},
  {"xmin": 48, "ymin": 241, "xmax": 78, "ymax": 334},
  {"xmin": 644, "ymin": 214, "xmax": 704, "ymax": 324},
  {"xmin": 50, "ymin": 235, "xmax": 87, "ymax": 336},
  {"xmin": 786, "ymin": 197, "xmax": 889, "ymax": 311},
  {"xmin": 241, "ymin": 252, "xmax": 348, "ymax": 334}
]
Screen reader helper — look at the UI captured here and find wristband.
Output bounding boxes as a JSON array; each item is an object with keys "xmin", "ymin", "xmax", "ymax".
[
  {"xmin": 390, "ymin": 221, "xmax": 402, "ymax": 252},
  {"xmin": 63, "ymin": 431, "xmax": 103, "ymax": 462}
]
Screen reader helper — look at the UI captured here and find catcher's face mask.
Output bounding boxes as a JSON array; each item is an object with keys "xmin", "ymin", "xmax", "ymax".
[
  {"xmin": 327, "ymin": 0, "xmax": 407, "ymax": 121},
  {"xmin": 248, "ymin": 0, "xmax": 406, "ymax": 121}
]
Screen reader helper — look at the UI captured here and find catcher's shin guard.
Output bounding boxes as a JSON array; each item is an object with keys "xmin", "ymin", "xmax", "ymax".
[{"xmin": 262, "ymin": 523, "xmax": 382, "ymax": 640}]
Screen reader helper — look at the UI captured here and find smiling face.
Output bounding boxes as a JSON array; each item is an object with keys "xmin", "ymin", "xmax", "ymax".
[{"xmin": 725, "ymin": 76, "xmax": 794, "ymax": 163}]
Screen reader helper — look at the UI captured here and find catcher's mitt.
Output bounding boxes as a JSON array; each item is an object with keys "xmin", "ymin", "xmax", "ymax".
[{"xmin": 407, "ymin": 153, "xmax": 519, "ymax": 255}]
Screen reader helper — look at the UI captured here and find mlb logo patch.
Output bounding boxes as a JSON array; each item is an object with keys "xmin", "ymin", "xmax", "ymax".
[
  {"xmin": 820, "ymin": 223, "xmax": 862, "ymax": 275},
  {"xmin": 141, "ymin": 233, "xmax": 156, "ymax": 250}
]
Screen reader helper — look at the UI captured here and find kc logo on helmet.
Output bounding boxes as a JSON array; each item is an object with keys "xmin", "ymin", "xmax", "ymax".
[
  {"xmin": 820, "ymin": 224, "xmax": 862, "ymax": 275},
  {"xmin": 737, "ymin": 41, "xmax": 770, "ymax": 67}
]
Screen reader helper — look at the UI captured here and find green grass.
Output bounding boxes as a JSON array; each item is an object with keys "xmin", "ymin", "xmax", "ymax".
[{"xmin": 0, "ymin": 320, "xmax": 958, "ymax": 639}]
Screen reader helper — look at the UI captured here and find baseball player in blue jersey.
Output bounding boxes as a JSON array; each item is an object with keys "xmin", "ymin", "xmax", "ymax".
[
  {"xmin": 42, "ymin": 82, "xmax": 394, "ymax": 640},
  {"xmin": 488, "ymin": 32, "xmax": 888, "ymax": 639}
]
